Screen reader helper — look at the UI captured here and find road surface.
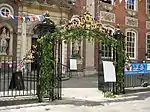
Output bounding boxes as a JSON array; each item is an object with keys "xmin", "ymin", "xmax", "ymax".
[{"xmin": 0, "ymin": 91, "xmax": 150, "ymax": 112}]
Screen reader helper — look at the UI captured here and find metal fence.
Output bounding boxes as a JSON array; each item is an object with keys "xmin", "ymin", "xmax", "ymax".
[
  {"xmin": 0, "ymin": 56, "xmax": 37, "ymax": 97},
  {"xmin": 124, "ymin": 74, "xmax": 150, "ymax": 88},
  {"xmin": 0, "ymin": 40, "xmax": 62, "ymax": 101}
]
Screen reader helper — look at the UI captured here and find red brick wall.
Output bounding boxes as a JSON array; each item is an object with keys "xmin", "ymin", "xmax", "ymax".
[
  {"xmin": 73, "ymin": 0, "xmax": 148, "ymax": 69},
  {"xmin": 138, "ymin": 0, "xmax": 147, "ymax": 62},
  {"xmin": 114, "ymin": 0, "xmax": 126, "ymax": 29},
  {"xmin": 94, "ymin": 0, "xmax": 148, "ymax": 69}
]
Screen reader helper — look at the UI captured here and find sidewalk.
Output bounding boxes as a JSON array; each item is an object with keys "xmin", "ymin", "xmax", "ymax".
[{"xmin": 0, "ymin": 88, "xmax": 146, "ymax": 112}]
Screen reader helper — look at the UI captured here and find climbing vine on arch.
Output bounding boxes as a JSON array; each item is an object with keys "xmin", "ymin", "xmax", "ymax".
[{"xmin": 37, "ymin": 12, "xmax": 127, "ymax": 101}]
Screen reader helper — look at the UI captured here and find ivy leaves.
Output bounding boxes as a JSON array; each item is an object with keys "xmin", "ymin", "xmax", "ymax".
[{"xmin": 37, "ymin": 17, "xmax": 126, "ymax": 101}]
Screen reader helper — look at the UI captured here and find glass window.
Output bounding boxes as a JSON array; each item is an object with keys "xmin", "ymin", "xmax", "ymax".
[
  {"xmin": 101, "ymin": 27, "xmax": 114, "ymax": 58},
  {"xmin": 126, "ymin": 0, "xmax": 137, "ymax": 10},
  {"xmin": 146, "ymin": 35, "xmax": 150, "ymax": 58},
  {"xmin": 126, "ymin": 31, "xmax": 136, "ymax": 59},
  {"xmin": 147, "ymin": 0, "xmax": 150, "ymax": 15},
  {"xmin": 101, "ymin": 0, "xmax": 114, "ymax": 5},
  {"xmin": 0, "ymin": 7, "xmax": 11, "ymax": 18}
]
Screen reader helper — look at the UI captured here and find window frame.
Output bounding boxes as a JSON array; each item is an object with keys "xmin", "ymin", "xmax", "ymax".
[
  {"xmin": 101, "ymin": 26, "xmax": 114, "ymax": 59},
  {"xmin": 101, "ymin": 0, "xmax": 115, "ymax": 5},
  {"xmin": 0, "ymin": 4, "xmax": 14, "ymax": 18},
  {"xmin": 146, "ymin": 0, "xmax": 150, "ymax": 15},
  {"xmin": 126, "ymin": 0, "xmax": 138, "ymax": 11},
  {"xmin": 146, "ymin": 33, "xmax": 150, "ymax": 60},
  {"xmin": 0, "ymin": 7, "xmax": 11, "ymax": 18},
  {"xmin": 125, "ymin": 30, "xmax": 137, "ymax": 60}
]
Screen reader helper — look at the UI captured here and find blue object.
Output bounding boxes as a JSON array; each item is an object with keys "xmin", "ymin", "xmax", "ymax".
[{"xmin": 124, "ymin": 63, "xmax": 150, "ymax": 75}]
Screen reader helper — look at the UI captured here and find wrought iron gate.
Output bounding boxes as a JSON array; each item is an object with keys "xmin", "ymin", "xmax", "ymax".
[{"xmin": 0, "ymin": 13, "xmax": 62, "ymax": 101}]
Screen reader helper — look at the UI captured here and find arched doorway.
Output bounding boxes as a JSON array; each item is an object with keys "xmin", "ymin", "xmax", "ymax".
[{"xmin": 31, "ymin": 17, "xmax": 56, "ymax": 70}]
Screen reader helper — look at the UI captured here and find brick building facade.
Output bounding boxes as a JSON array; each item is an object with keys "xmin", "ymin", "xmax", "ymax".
[
  {"xmin": 93, "ymin": 0, "xmax": 150, "ymax": 70},
  {"xmin": 73, "ymin": 0, "xmax": 150, "ymax": 75}
]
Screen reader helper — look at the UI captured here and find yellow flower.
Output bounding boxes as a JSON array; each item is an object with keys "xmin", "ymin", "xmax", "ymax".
[
  {"xmin": 85, "ymin": 24, "xmax": 91, "ymax": 29},
  {"xmin": 79, "ymin": 17, "xmax": 86, "ymax": 28},
  {"xmin": 70, "ymin": 15, "xmax": 82, "ymax": 28},
  {"xmin": 84, "ymin": 12, "xmax": 93, "ymax": 23},
  {"xmin": 65, "ymin": 22, "xmax": 72, "ymax": 30},
  {"xmin": 91, "ymin": 20, "xmax": 98, "ymax": 29}
]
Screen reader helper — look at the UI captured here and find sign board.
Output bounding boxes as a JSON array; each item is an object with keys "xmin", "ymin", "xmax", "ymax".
[
  {"xmin": 9, "ymin": 71, "xmax": 25, "ymax": 90},
  {"xmin": 70, "ymin": 58, "xmax": 77, "ymax": 70},
  {"xmin": 103, "ymin": 61, "xmax": 116, "ymax": 82},
  {"xmin": 124, "ymin": 63, "xmax": 150, "ymax": 75}
]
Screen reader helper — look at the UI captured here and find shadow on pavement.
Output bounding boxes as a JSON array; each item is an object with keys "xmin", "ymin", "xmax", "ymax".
[
  {"xmin": 51, "ymin": 91, "xmax": 150, "ymax": 106},
  {"xmin": 0, "ymin": 91, "xmax": 150, "ymax": 111}
]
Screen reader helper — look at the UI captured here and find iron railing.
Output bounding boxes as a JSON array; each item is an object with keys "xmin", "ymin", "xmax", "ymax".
[
  {"xmin": 0, "ymin": 56, "xmax": 37, "ymax": 97},
  {"xmin": 61, "ymin": 64, "xmax": 71, "ymax": 81},
  {"xmin": 124, "ymin": 74, "xmax": 150, "ymax": 88}
]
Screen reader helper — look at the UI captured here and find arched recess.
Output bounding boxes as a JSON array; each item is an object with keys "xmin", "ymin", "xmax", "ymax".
[
  {"xmin": 125, "ymin": 28, "xmax": 138, "ymax": 60},
  {"xmin": 0, "ymin": 23, "xmax": 13, "ymax": 55},
  {"xmin": 101, "ymin": 24, "xmax": 115, "ymax": 59},
  {"xmin": 28, "ymin": 21, "xmax": 42, "ymax": 35},
  {"xmin": 29, "ymin": 22, "xmax": 43, "ymax": 70}
]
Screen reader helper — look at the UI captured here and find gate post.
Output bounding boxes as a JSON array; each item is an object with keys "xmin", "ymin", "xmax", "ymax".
[
  {"xmin": 113, "ymin": 25, "xmax": 125, "ymax": 94},
  {"xmin": 33, "ymin": 13, "xmax": 56, "ymax": 102}
]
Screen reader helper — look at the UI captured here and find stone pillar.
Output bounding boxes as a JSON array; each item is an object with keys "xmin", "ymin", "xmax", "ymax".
[
  {"xmin": 62, "ymin": 40, "xmax": 65, "ymax": 74},
  {"xmin": 84, "ymin": 0, "xmax": 97, "ymax": 76},
  {"xmin": 21, "ymin": 22, "xmax": 27, "ymax": 60},
  {"xmin": 17, "ymin": 8, "xmax": 23, "ymax": 62},
  {"xmin": 9, "ymin": 33, "xmax": 13, "ymax": 55},
  {"xmin": 17, "ymin": 23, "xmax": 22, "ymax": 62}
]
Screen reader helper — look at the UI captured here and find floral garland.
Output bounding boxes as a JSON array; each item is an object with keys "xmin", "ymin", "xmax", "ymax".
[{"xmin": 37, "ymin": 11, "xmax": 126, "ymax": 101}]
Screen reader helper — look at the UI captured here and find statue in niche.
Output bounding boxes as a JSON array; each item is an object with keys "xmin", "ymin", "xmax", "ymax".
[
  {"xmin": 0, "ymin": 27, "xmax": 9, "ymax": 55},
  {"xmin": 72, "ymin": 40, "xmax": 81, "ymax": 59}
]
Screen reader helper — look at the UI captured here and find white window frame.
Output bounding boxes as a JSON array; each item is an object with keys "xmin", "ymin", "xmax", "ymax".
[
  {"xmin": 146, "ymin": 0, "xmax": 150, "ymax": 15},
  {"xmin": 101, "ymin": 0, "xmax": 115, "ymax": 5},
  {"xmin": 125, "ymin": 29, "xmax": 137, "ymax": 60},
  {"xmin": 146, "ymin": 33, "xmax": 150, "ymax": 60},
  {"xmin": 126, "ymin": 0, "xmax": 138, "ymax": 11},
  {"xmin": 0, "ymin": 4, "xmax": 14, "ymax": 18},
  {"xmin": 101, "ymin": 26, "xmax": 114, "ymax": 59},
  {"xmin": 0, "ymin": 7, "xmax": 11, "ymax": 18}
]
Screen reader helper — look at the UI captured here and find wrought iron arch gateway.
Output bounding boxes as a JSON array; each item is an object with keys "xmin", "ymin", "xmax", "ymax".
[{"xmin": 37, "ymin": 12, "xmax": 126, "ymax": 102}]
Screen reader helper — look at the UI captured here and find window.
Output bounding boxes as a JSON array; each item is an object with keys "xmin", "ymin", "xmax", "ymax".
[
  {"xmin": 100, "ymin": 0, "xmax": 114, "ymax": 5},
  {"xmin": 126, "ymin": 31, "xmax": 137, "ymax": 59},
  {"xmin": 0, "ymin": 4, "xmax": 14, "ymax": 18},
  {"xmin": 101, "ymin": 43, "xmax": 112, "ymax": 58},
  {"xmin": 146, "ymin": 34, "xmax": 150, "ymax": 59},
  {"xmin": 101, "ymin": 27, "xmax": 114, "ymax": 58},
  {"xmin": 0, "ymin": 7, "xmax": 11, "ymax": 17},
  {"xmin": 126, "ymin": 0, "xmax": 137, "ymax": 10},
  {"xmin": 147, "ymin": 0, "xmax": 150, "ymax": 15}
]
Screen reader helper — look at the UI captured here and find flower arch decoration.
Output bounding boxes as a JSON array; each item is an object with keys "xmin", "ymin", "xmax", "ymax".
[{"xmin": 37, "ymin": 11, "xmax": 126, "ymax": 101}]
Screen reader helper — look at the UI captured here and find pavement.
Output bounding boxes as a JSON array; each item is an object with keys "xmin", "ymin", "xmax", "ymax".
[
  {"xmin": 0, "ymin": 88, "xmax": 150, "ymax": 112},
  {"xmin": 1, "ymin": 75, "xmax": 150, "ymax": 112},
  {"xmin": 62, "ymin": 75, "xmax": 98, "ymax": 88}
]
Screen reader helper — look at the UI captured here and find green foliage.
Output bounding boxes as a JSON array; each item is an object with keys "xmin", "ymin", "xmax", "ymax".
[
  {"xmin": 37, "ymin": 27, "xmax": 126, "ymax": 101},
  {"xmin": 37, "ymin": 32, "xmax": 55, "ymax": 102},
  {"xmin": 104, "ymin": 91, "xmax": 116, "ymax": 98}
]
